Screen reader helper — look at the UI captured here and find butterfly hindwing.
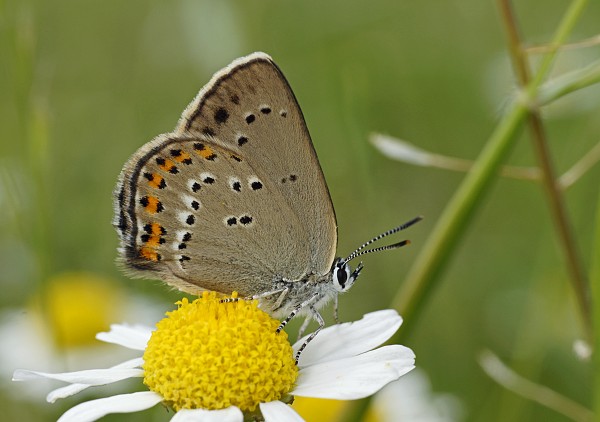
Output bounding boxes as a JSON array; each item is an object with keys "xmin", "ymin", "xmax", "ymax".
[{"xmin": 114, "ymin": 52, "xmax": 338, "ymax": 295}]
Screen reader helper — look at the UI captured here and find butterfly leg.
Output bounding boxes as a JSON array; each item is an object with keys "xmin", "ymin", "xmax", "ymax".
[
  {"xmin": 333, "ymin": 294, "xmax": 340, "ymax": 324},
  {"xmin": 252, "ymin": 288, "xmax": 287, "ymax": 302},
  {"xmin": 297, "ymin": 314, "xmax": 312, "ymax": 340},
  {"xmin": 276, "ymin": 292, "xmax": 319, "ymax": 334},
  {"xmin": 294, "ymin": 306, "xmax": 324, "ymax": 363},
  {"xmin": 220, "ymin": 288, "xmax": 286, "ymax": 304},
  {"xmin": 219, "ymin": 297, "xmax": 239, "ymax": 304},
  {"xmin": 272, "ymin": 288, "xmax": 290, "ymax": 309}
]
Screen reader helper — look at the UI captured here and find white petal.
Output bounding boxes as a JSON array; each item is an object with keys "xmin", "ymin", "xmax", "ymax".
[
  {"xmin": 13, "ymin": 367, "xmax": 143, "ymax": 385},
  {"xmin": 47, "ymin": 383, "xmax": 93, "ymax": 404},
  {"xmin": 292, "ymin": 345, "xmax": 415, "ymax": 399},
  {"xmin": 170, "ymin": 407, "xmax": 243, "ymax": 422},
  {"xmin": 57, "ymin": 391, "xmax": 163, "ymax": 422},
  {"xmin": 294, "ymin": 310, "xmax": 402, "ymax": 367},
  {"xmin": 96, "ymin": 323, "xmax": 153, "ymax": 350},
  {"xmin": 260, "ymin": 401, "xmax": 304, "ymax": 422},
  {"xmin": 46, "ymin": 358, "xmax": 144, "ymax": 403}
]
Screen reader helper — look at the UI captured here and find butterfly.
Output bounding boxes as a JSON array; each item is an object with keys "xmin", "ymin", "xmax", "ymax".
[{"xmin": 114, "ymin": 52, "xmax": 421, "ymax": 360}]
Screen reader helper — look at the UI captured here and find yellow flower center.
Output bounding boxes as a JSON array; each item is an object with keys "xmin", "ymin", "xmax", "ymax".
[{"xmin": 143, "ymin": 292, "xmax": 298, "ymax": 412}]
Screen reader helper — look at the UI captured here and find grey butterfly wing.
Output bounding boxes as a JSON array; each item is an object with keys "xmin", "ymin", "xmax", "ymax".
[
  {"xmin": 176, "ymin": 52, "xmax": 338, "ymax": 276},
  {"xmin": 114, "ymin": 52, "xmax": 337, "ymax": 295}
]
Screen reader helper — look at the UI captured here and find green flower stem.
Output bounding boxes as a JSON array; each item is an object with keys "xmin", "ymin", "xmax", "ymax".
[{"xmin": 391, "ymin": 0, "xmax": 590, "ymax": 339}]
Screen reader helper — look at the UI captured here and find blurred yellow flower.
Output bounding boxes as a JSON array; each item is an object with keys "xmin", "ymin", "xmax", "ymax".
[
  {"xmin": 32, "ymin": 272, "xmax": 124, "ymax": 348},
  {"xmin": 292, "ymin": 396, "xmax": 349, "ymax": 421}
]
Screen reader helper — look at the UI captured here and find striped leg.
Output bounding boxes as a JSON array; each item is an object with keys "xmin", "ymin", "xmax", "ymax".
[
  {"xmin": 220, "ymin": 287, "xmax": 287, "ymax": 304},
  {"xmin": 333, "ymin": 294, "xmax": 340, "ymax": 324},
  {"xmin": 294, "ymin": 306, "xmax": 324, "ymax": 363},
  {"xmin": 276, "ymin": 292, "xmax": 319, "ymax": 334}
]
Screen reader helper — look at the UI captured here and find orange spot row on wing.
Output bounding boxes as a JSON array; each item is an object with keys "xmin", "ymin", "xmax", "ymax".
[
  {"xmin": 196, "ymin": 146, "xmax": 215, "ymax": 159},
  {"xmin": 143, "ymin": 196, "xmax": 163, "ymax": 214},
  {"xmin": 139, "ymin": 246, "xmax": 160, "ymax": 261},
  {"xmin": 147, "ymin": 173, "xmax": 165, "ymax": 189},
  {"xmin": 159, "ymin": 158, "xmax": 177, "ymax": 172},
  {"xmin": 173, "ymin": 150, "xmax": 192, "ymax": 163},
  {"xmin": 144, "ymin": 234, "xmax": 161, "ymax": 248},
  {"xmin": 139, "ymin": 223, "xmax": 164, "ymax": 261}
]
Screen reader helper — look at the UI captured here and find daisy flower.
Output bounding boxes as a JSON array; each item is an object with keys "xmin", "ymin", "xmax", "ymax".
[{"xmin": 13, "ymin": 291, "xmax": 415, "ymax": 421}]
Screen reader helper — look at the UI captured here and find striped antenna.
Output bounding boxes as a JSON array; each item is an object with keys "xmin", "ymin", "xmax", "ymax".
[{"xmin": 343, "ymin": 216, "xmax": 423, "ymax": 264}]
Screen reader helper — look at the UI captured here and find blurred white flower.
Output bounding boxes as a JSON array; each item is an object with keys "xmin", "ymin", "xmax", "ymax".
[
  {"xmin": 373, "ymin": 368, "xmax": 463, "ymax": 421},
  {"xmin": 1, "ymin": 272, "xmax": 164, "ymax": 400}
]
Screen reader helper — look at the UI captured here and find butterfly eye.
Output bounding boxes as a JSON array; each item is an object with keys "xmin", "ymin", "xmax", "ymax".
[{"xmin": 332, "ymin": 263, "xmax": 352, "ymax": 292}]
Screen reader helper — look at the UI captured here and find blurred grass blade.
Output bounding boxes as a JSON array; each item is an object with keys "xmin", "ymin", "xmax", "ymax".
[
  {"xmin": 479, "ymin": 350, "xmax": 593, "ymax": 422},
  {"xmin": 525, "ymin": 33, "xmax": 600, "ymax": 54},
  {"xmin": 559, "ymin": 141, "xmax": 600, "ymax": 189},
  {"xmin": 370, "ymin": 132, "xmax": 541, "ymax": 181},
  {"xmin": 537, "ymin": 59, "xmax": 600, "ymax": 106},
  {"xmin": 372, "ymin": 132, "xmax": 600, "ymax": 189}
]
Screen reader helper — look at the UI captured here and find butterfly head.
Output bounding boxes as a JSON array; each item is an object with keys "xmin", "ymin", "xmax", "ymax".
[
  {"xmin": 331, "ymin": 258, "xmax": 363, "ymax": 293},
  {"xmin": 330, "ymin": 216, "xmax": 424, "ymax": 293}
]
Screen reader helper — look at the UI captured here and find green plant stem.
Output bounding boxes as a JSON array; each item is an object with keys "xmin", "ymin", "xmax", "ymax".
[
  {"xmin": 348, "ymin": 2, "xmax": 590, "ymax": 421},
  {"xmin": 498, "ymin": 0, "xmax": 592, "ymax": 340},
  {"xmin": 390, "ymin": 0, "xmax": 589, "ymax": 339},
  {"xmin": 392, "ymin": 102, "xmax": 528, "ymax": 335}
]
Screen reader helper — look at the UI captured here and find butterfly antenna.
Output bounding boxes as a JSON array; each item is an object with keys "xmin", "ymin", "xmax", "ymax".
[{"xmin": 343, "ymin": 216, "xmax": 423, "ymax": 264}]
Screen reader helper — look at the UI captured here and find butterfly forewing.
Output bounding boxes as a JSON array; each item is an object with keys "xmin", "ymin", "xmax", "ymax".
[
  {"xmin": 114, "ymin": 52, "xmax": 337, "ymax": 295},
  {"xmin": 177, "ymin": 53, "xmax": 337, "ymax": 275}
]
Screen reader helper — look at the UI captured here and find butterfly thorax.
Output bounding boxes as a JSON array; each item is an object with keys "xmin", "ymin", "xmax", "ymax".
[
  {"xmin": 258, "ymin": 258, "xmax": 361, "ymax": 318},
  {"xmin": 257, "ymin": 274, "xmax": 336, "ymax": 318}
]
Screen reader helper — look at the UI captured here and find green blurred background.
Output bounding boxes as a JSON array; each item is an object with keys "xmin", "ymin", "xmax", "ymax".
[{"xmin": 2, "ymin": 0, "xmax": 599, "ymax": 420}]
